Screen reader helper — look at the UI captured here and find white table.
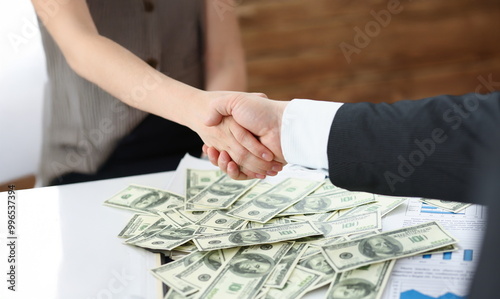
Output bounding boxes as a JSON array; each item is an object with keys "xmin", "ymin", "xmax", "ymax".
[{"xmin": 0, "ymin": 171, "xmax": 175, "ymax": 299}]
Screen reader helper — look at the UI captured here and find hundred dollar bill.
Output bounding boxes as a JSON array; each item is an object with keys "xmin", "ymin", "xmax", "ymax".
[
  {"xmin": 306, "ymin": 179, "xmax": 342, "ymax": 196},
  {"xmin": 279, "ymin": 189, "xmax": 376, "ymax": 216},
  {"xmin": 185, "ymin": 169, "xmax": 223, "ymax": 200},
  {"xmin": 265, "ymin": 243, "xmax": 309, "ymax": 288},
  {"xmin": 300, "ymin": 245, "xmax": 322, "ymax": 260},
  {"xmin": 346, "ymin": 230, "xmax": 381, "ymax": 241},
  {"xmin": 195, "ymin": 209, "xmax": 247, "ymax": 230},
  {"xmin": 298, "ymin": 251, "xmax": 337, "ymax": 288},
  {"xmin": 194, "ymin": 226, "xmax": 232, "ymax": 235},
  {"xmin": 159, "ymin": 207, "xmax": 195, "ymax": 227},
  {"xmin": 195, "ymin": 242, "xmax": 294, "ymax": 299},
  {"xmin": 117, "ymin": 214, "xmax": 162, "ymax": 238},
  {"xmin": 264, "ymin": 265, "xmax": 323, "ymax": 299},
  {"xmin": 177, "ymin": 248, "xmax": 238, "ymax": 290},
  {"xmin": 104, "ymin": 185, "xmax": 184, "ymax": 214},
  {"xmin": 326, "ymin": 260, "xmax": 395, "ymax": 299},
  {"xmin": 232, "ymin": 182, "xmax": 274, "ymax": 208},
  {"xmin": 185, "ymin": 169, "xmax": 223, "ymax": 211},
  {"xmin": 339, "ymin": 195, "xmax": 407, "ymax": 219},
  {"xmin": 421, "ymin": 198, "xmax": 471, "ymax": 213},
  {"xmin": 171, "ymin": 241, "xmax": 199, "ymax": 253},
  {"xmin": 227, "ymin": 178, "xmax": 324, "ymax": 223},
  {"xmin": 126, "ymin": 224, "xmax": 197, "ymax": 251},
  {"xmin": 193, "ymin": 221, "xmax": 322, "ymax": 251},
  {"xmin": 175, "ymin": 208, "xmax": 209, "ymax": 224},
  {"xmin": 150, "ymin": 251, "xmax": 205, "ymax": 295},
  {"xmin": 246, "ymin": 217, "xmax": 293, "ymax": 230},
  {"xmin": 321, "ymin": 221, "xmax": 458, "ymax": 272},
  {"xmin": 289, "ymin": 211, "xmax": 337, "ymax": 223},
  {"xmin": 313, "ymin": 211, "xmax": 382, "ymax": 239},
  {"xmin": 187, "ymin": 174, "xmax": 259, "ymax": 209},
  {"xmin": 124, "ymin": 218, "xmax": 169, "ymax": 242}
]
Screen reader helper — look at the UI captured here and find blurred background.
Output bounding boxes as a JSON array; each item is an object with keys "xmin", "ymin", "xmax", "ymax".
[
  {"xmin": 1, "ymin": 0, "xmax": 499, "ymax": 190},
  {"xmin": 238, "ymin": 0, "xmax": 500, "ymax": 101}
]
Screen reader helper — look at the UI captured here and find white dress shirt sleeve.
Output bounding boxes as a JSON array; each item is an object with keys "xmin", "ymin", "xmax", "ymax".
[{"xmin": 281, "ymin": 99, "xmax": 343, "ymax": 169}]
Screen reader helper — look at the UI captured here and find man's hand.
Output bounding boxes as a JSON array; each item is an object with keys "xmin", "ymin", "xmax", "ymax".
[{"xmin": 203, "ymin": 92, "xmax": 289, "ymax": 179}]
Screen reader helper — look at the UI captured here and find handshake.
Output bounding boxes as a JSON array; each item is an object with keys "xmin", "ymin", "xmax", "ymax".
[{"xmin": 198, "ymin": 91, "xmax": 291, "ymax": 180}]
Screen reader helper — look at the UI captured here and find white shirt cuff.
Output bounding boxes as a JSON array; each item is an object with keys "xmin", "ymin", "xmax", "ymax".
[{"xmin": 281, "ymin": 99, "xmax": 343, "ymax": 169}]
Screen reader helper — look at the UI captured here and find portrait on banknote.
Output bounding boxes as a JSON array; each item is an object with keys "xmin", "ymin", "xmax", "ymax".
[
  {"xmin": 129, "ymin": 191, "xmax": 169, "ymax": 211},
  {"xmin": 300, "ymin": 254, "xmax": 335, "ymax": 275},
  {"xmin": 229, "ymin": 253, "xmax": 275, "ymax": 278},
  {"xmin": 208, "ymin": 182, "xmax": 247, "ymax": 196},
  {"xmin": 155, "ymin": 227, "xmax": 196, "ymax": 240},
  {"xmin": 328, "ymin": 278, "xmax": 375, "ymax": 299},
  {"xmin": 314, "ymin": 222, "xmax": 333, "ymax": 235},
  {"xmin": 358, "ymin": 235, "xmax": 402, "ymax": 258},
  {"xmin": 186, "ymin": 186, "xmax": 206, "ymax": 198},
  {"xmin": 253, "ymin": 194, "xmax": 291, "ymax": 209},
  {"xmin": 294, "ymin": 196, "xmax": 332, "ymax": 212},
  {"xmin": 229, "ymin": 231, "xmax": 271, "ymax": 245},
  {"xmin": 203, "ymin": 250, "xmax": 223, "ymax": 270}
]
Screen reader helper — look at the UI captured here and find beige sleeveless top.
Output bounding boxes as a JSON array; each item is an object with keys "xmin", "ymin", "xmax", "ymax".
[{"xmin": 38, "ymin": 0, "xmax": 205, "ymax": 185}]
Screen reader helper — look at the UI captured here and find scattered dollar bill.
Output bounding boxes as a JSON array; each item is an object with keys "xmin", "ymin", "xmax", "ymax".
[
  {"xmin": 421, "ymin": 198, "xmax": 471, "ymax": 213},
  {"xmin": 265, "ymin": 243, "xmax": 309, "ymax": 288},
  {"xmin": 185, "ymin": 169, "xmax": 223, "ymax": 211},
  {"xmin": 289, "ymin": 211, "xmax": 337, "ymax": 222},
  {"xmin": 338, "ymin": 195, "xmax": 407, "ymax": 219},
  {"xmin": 105, "ymin": 169, "xmax": 467, "ymax": 299},
  {"xmin": 313, "ymin": 211, "xmax": 382, "ymax": 239},
  {"xmin": 321, "ymin": 221, "xmax": 458, "ymax": 272},
  {"xmin": 117, "ymin": 214, "xmax": 161, "ymax": 238},
  {"xmin": 246, "ymin": 217, "xmax": 293, "ymax": 230},
  {"xmin": 195, "ymin": 210, "xmax": 248, "ymax": 230},
  {"xmin": 195, "ymin": 242, "xmax": 294, "ymax": 299},
  {"xmin": 264, "ymin": 265, "xmax": 324, "ymax": 299},
  {"xmin": 159, "ymin": 207, "xmax": 195, "ymax": 227},
  {"xmin": 174, "ymin": 208, "xmax": 209, "ymax": 224},
  {"xmin": 104, "ymin": 185, "xmax": 184, "ymax": 214},
  {"xmin": 298, "ymin": 251, "xmax": 337, "ymax": 288},
  {"xmin": 185, "ymin": 169, "xmax": 223, "ymax": 200},
  {"xmin": 232, "ymin": 182, "xmax": 274, "ymax": 209},
  {"xmin": 177, "ymin": 248, "xmax": 238, "ymax": 290},
  {"xmin": 150, "ymin": 251, "xmax": 204, "ymax": 295},
  {"xmin": 227, "ymin": 178, "xmax": 324, "ymax": 223},
  {"xmin": 326, "ymin": 260, "xmax": 395, "ymax": 299},
  {"xmin": 124, "ymin": 218, "xmax": 169, "ymax": 243},
  {"xmin": 187, "ymin": 174, "xmax": 259, "ymax": 209},
  {"xmin": 193, "ymin": 221, "xmax": 322, "ymax": 251},
  {"xmin": 126, "ymin": 224, "xmax": 197, "ymax": 251},
  {"xmin": 194, "ymin": 226, "xmax": 232, "ymax": 235},
  {"xmin": 171, "ymin": 242, "xmax": 199, "ymax": 254},
  {"xmin": 279, "ymin": 190, "xmax": 376, "ymax": 216}
]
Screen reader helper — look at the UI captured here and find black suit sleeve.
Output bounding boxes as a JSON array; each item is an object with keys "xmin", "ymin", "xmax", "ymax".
[{"xmin": 327, "ymin": 92, "xmax": 500, "ymax": 203}]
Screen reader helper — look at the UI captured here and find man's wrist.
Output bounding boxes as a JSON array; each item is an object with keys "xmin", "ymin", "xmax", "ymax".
[{"xmin": 281, "ymin": 99, "xmax": 343, "ymax": 169}]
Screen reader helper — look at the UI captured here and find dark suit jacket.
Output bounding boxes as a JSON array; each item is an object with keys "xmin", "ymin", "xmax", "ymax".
[{"xmin": 327, "ymin": 91, "xmax": 500, "ymax": 298}]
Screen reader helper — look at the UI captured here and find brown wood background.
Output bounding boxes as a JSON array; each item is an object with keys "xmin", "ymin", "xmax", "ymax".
[{"xmin": 236, "ymin": 0, "xmax": 500, "ymax": 103}]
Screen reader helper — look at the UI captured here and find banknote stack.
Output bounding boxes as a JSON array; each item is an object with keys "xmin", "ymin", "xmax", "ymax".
[{"xmin": 104, "ymin": 169, "xmax": 460, "ymax": 299}]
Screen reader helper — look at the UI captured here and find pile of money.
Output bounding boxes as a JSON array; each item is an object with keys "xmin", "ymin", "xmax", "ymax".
[{"xmin": 104, "ymin": 169, "xmax": 459, "ymax": 299}]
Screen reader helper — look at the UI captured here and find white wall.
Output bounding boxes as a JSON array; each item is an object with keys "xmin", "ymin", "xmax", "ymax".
[{"xmin": 0, "ymin": 1, "xmax": 46, "ymax": 182}]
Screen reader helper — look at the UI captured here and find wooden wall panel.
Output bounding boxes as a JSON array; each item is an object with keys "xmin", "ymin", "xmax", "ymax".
[{"xmin": 237, "ymin": 0, "xmax": 500, "ymax": 103}]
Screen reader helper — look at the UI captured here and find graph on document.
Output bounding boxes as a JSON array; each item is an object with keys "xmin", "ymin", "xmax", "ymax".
[
  {"xmin": 381, "ymin": 198, "xmax": 486, "ymax": 299},
  {"xmin": 405, "ymin": 198, "xmax": 486, "ymax": 219}
]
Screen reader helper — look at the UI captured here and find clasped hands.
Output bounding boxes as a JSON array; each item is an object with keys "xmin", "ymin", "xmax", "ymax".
[{"xmin": 199, "ymin": 91, "xmax": 289, "ymax": 180}]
